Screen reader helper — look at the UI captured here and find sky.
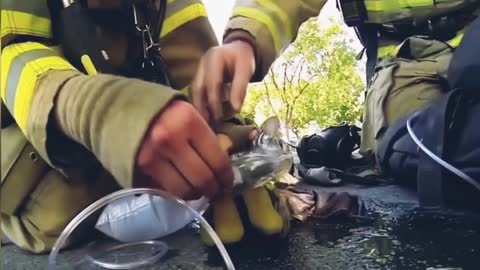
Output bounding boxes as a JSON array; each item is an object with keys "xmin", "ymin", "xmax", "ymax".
[{"xmin": 202, "ymin": 0, "xmax": 236, "ymax": 42}]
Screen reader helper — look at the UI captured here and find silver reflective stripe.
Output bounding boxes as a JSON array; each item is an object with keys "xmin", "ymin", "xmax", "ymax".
[
  {"xmin": 234, "ymin": 0, "xmax": 291, "ymax": 50},
  {"xmin": 165, "ymin": 0, "xmax": 201, "ymax": 19},
  {"xmin": 5, "ymin": 49, "xmax": 58, "ymax": 112}
]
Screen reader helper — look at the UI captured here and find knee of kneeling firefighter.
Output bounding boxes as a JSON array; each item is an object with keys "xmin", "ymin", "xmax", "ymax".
[{"xmin": 1, "ymin": 169, "xmax": 119, "ymax": 253}]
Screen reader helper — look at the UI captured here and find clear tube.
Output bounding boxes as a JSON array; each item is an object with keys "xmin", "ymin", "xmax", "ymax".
[
  {"xmin": 407, "ymin": 113, "xmax": 480, "ymax": 192},
  {"xmin": 85, "ymin": 240, "xmax": 169, "ymax": 269},
  {"xmin": 48, "ymin": 188, "xmax": 235, "ymax": 270},
  {"xmin": 48, "ymin": 132, "xmax": 293, "ymax": 270}
]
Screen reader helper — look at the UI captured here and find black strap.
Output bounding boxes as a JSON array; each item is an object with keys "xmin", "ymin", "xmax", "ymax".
[
  {"xmin": 53, "ymin": 2, "xmax": 117, "ymax": 74},
  {"xmin": 413, "ymin": 100, "xmax": 448, "ymax": 208},
  {"xmin": 417, "ymin": 144, "xmax": 444, "ymax": 208},
  {"xmin": 130, "ymin": 0, "xmax": 172, "ymax": 85},
  {"xmin": 355, "ymin": 24, "xmax": 379, "ymax": 84},
  {"xmin": 330, "ymin": 168, "xmax": 392, "ymax": 186}
]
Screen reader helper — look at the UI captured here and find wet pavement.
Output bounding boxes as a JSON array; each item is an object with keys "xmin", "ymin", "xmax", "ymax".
[{"xmin": 3, "ymin": 183, "xmax": 480, "ymax": 270}]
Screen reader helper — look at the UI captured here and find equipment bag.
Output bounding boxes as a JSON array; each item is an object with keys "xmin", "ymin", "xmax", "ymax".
[{"xmin": 377, "ymin": 18, "xmax": 480, "ymax": 210}]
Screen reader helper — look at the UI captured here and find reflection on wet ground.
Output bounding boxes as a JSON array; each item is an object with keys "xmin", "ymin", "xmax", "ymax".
[
  {"xmin": 3, "ymin": 187, "xmax": 480, "ymax": 270},
  {"xmin": 198, "ymin": 200, "xmax": 480, "ymax": 270}
]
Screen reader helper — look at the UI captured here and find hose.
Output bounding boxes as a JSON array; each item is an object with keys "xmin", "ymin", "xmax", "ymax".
[
  {"xmin": 48, "ymin": 188, "xmax": 235, "ymax": 270},
  {"xmin": 406, "ymin": 113, "xmax": 480, "ymax": 192}
]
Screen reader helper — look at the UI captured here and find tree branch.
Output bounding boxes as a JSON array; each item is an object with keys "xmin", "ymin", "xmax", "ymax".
[
  {"xmin": 270, "ymin": 68, "xmax": 287, "ymax": 106},
  {"xmin": 263, "ymin": 79, "xmax": 279, "ymax": 117},
  {"xmin": 296, "ymin": 58, "xmax": 306, "ymax": 86}
]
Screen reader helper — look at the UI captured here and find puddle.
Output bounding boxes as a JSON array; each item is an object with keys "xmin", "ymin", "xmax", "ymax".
[
  {"xmin": 359, "ymin": 234, "xmax": 395, "ymax": 257},
  {"xmin": 201, "ymin": 200, "xmax": 480, "ymax": 270}
]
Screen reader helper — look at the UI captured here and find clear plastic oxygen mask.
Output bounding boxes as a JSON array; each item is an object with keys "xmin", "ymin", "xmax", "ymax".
[
  {"xmin": 231, "ymin": 132, "xmax": 293, "ymax": 193},
  {"xmin": 48, "ymin": 131, "xmax": 293, "ymax": 270}
]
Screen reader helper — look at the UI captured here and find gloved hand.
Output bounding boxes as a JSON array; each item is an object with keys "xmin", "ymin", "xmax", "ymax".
[
  {"xmin": 201, "ymin": 122, "xmax": 290, "ymax": 246},
  {"xmin": 201, "ymin": 185, "xmax": 290, "ymax": 246}
]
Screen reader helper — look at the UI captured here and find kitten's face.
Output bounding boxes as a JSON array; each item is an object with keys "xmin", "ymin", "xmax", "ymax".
[{"xmin": 260, "ymin": 116, "xmax": 281, "ymax": 138}]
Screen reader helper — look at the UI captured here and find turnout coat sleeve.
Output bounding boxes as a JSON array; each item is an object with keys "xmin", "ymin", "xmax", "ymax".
[
  {"xmin": 223, "ymin": 0, "xmax": 327, "ymax": 81},
  {"xmin": 1, "ymin": 0, "xmax": 218, "ymax": 188}
]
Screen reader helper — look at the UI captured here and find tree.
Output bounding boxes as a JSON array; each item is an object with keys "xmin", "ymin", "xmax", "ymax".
[{"xmin": 242, "ymin": 17, "xmax": 364, "ymax": 138}]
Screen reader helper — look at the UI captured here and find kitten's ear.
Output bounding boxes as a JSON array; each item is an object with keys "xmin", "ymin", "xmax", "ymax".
[{"xmin": 260, "ymin": 116, "xmax": 281, "ymax": 137}]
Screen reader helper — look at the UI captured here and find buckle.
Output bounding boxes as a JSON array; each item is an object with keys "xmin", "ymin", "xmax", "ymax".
[{"xmin": 336, "ymin": 0, "xmax": 368, "ymax": 27}]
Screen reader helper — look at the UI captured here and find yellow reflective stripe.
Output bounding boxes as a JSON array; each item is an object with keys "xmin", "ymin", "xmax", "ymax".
[
  {"xmin": 377, "ymin": 32, "xmax": 465, "ymax": 59},
  {"xmin": 15, "ymin": 57, "xmax": 73, "ymax": 129},
  {"xmin": 160, "ymin": 3, "xmax": 208, "ymax": 38},
  {"xmin": 401, "ymin": 0, "xmax": 434, "ymax": 7},
  {"xmin": 254, "ymin": 0, "xmax": 292, "ymax": 41},
  {"xmin": 1, "ymin": 10, "xmax": 52, "ymax": 39},
  {"xmin": 364, "ymin": 1, "xmax": 393, "ymax": 12},
  {"xmin": 233, "ymin": 6, "xmax": 282, "ymax": 52},
  {"xmin": 1, "ymin": 42, "xmax": 76, "ymax": 132},
  {"xmin": 448, "ymin": 33, "xmax": 464, "ymax": 48},
  {"xmin": 365, "ymin": 0, "xmax": 433, "ymax": 11}
]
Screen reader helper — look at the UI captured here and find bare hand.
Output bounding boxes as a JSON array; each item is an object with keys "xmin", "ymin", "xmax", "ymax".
[
  {"xmin": 191, "ymin": 40, "xmax": 255, "ymax": 124},
  {"xmin": 136, "ymin": 100, "xmax": 234, "ymax": 200}
]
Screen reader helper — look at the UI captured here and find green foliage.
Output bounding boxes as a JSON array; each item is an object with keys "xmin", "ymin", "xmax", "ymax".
[{"xmin": 242, "ymin": 18, "xmax": 364, "ymax": 137}]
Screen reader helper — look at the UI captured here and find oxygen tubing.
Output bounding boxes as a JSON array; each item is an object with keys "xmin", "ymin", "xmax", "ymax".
[
  {"xmin": 406, "ymin": 113, "xmax": 480, "ymax": 192},
  {"xmin": 48, "ymin": 188, "xmax": 236, "ymax": 270}
]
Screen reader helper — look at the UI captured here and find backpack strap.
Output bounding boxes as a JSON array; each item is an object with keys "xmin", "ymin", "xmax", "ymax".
[
  {"xmin": 354, "ymin": 24, "xmax": 379, "ymax": 84},
  {"xmin": 412, "ymin": 111, "xmax": 445, "ymax": 209}
]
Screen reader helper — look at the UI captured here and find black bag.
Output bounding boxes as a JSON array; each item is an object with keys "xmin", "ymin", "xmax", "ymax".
[{"xmin": 377, "ymin": 18, "xmax": 480, "ymax": 210}]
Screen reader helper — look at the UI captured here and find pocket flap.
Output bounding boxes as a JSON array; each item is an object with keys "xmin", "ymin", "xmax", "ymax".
[{"xmin": 1, "ymin": 125, "xmax": 49, "ymax": 215}]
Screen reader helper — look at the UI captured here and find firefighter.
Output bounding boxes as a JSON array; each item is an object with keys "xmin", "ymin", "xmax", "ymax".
[{"xmin": 1, "ymin": 0, "xmax": 287, "ymax": 253}]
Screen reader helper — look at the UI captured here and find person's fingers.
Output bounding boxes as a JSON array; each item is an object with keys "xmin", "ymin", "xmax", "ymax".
[
  {"xmin": 148, "ymin": 159, "xmax": 200, "ymax": 200},
  {"xmin": 190, "ymin": 124, "xmax": 234, "ymax": 192},
  {"xmin": 230, "ymin": 58, "xmax": 252, "ymax": 111},
  {"xmin": 136, "ymin": 138, "xmax": 155, "ymax": 170},
  {"xmin": 205, "ymin": 51, "xmax": 226, "ymax": 123},
  {"xmin": 249, "ymin": 129, "xmax": 259, "ymax": 141},
  {"xmin": 192, "ymin": 58, "xmax": 209, "ymax": 120},
  {"xmin": 217, "ymin": 134, "xmax": 234, "ymax": 154},
  {"xmin": 171, "ymin": 143, "xmax": 219, "ymax": 197}
]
